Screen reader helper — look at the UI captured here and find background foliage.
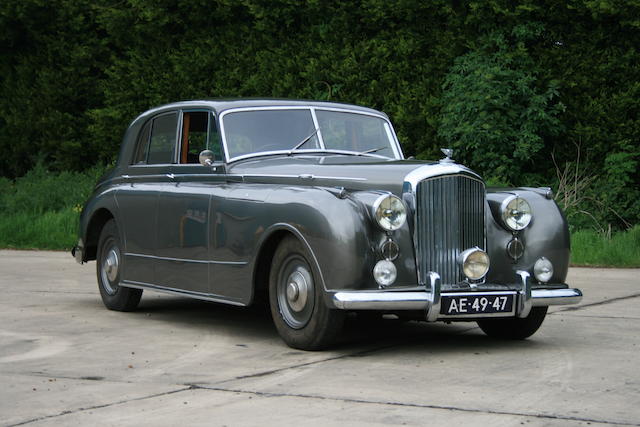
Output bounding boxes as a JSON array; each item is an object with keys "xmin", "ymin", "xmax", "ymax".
[{"xmin": 1, "ymin": 0, "xmax": 638, "ymax": 231}]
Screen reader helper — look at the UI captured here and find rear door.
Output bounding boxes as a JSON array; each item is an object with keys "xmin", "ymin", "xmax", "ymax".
[{"xmin": 117, "ymin": 111, "xmax": 179, "ymax": 285}]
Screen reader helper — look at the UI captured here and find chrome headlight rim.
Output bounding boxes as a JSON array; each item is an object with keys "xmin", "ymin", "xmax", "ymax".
[
  {"xmin": 500, "ymin": 195, "xmax": 532, "ymax": 231},
  {"xmin": 372, "ymin": 194, "xmax": 407, "ymax": 232},
  {"xmin": 458, "ymin": 247, "xmax": 490, "ymax": 281}
]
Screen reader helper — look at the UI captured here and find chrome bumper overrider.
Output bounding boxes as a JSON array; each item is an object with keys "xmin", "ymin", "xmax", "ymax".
[{"xmin": 332, "ymin": 271, "xmax": 583, "ymax": 321}]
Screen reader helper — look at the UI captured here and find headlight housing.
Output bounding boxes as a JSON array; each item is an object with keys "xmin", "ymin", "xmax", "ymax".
[
  {"xmin": 500, "ymin": 195, "xmax": 532, "ymax": 231},
  {"xmin": 458, "ymin": 247, "xmax": 490, "ymax": 281},
  {"xmin": 372, "ymin": 194, "xmax": 407, "ymax": 231}
]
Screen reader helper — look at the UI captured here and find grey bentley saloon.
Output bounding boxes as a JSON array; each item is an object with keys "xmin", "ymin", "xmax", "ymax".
[{"xmin": 72, "ymin": 99, "xmax": 583, "ymax": 350}]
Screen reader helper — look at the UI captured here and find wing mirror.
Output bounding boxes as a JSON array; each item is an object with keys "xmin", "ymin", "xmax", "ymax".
[{"xmin": 199, "ymin": 150, "xmax": 215, "ymax": 166}]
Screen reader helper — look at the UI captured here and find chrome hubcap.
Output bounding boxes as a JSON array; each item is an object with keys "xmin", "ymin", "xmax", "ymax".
[
  {"xmin": 104, "ymin": 249, "xmax": 119, "ymax": 282},
  {"xmin": 286, "ymin": 271, "xmax": 309, "ymax": 312},
  {"xmin": 101, "ymin": 244, "xmax": 120, "ymax": 295},
  {"xmin": 277, "ymin": 258, "xmax": 314, "ymax": 329}
]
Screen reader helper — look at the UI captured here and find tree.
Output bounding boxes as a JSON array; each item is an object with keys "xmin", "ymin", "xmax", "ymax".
[{"xmin": 437, "ymin": 25, "xmax": 564, "ymax": 185}]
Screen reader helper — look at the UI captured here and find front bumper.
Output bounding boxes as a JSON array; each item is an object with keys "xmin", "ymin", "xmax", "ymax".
[{"xmin": 332, "ymin": 271, "xmax": 582, "ymax": 321}]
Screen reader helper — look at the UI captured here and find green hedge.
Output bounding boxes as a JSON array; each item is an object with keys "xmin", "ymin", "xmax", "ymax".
[{"xmin": 1, "ymin": 1, "xmax": 639, "ymax": 230}]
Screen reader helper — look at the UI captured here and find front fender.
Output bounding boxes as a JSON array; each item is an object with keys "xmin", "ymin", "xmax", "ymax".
[
  {"xmin": 248, "ymin": 186, "xmax": 417, "ymax": 295},
  {"xmin": 486, "ymin": 188, "xmax": 570, "ymax": 284}
]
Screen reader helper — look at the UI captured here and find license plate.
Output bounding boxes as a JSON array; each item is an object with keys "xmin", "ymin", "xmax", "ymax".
[{"xmin": 440, "ymin": 293, "xmax": 515, "ymax": 316}]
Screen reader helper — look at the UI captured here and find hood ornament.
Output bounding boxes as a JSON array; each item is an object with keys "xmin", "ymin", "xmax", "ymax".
[{"xmin": 440, "ymin": 148, "xmax": 454, "ymax": 163}]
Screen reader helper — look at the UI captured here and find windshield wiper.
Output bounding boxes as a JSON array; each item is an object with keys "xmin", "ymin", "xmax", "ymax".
[
  {"xmin": 288, "ymin": 128, "xmax": 320, "ymax": 155},
  {"xmin": 356, "ymin": 146, "xmax": 388, "ymax": 156}
]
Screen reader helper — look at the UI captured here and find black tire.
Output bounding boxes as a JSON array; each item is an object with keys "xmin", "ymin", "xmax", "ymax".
[
  {"xmin": 269, "ymin": 236, "xmax": 345, "ymax": 350},
  {"xmin": 96, "ymin": 219, "xmax": 142, "ymax": 311},
  {"xmin": 477, "ymin": 306, "xmax": 548, "ymax": 340}
]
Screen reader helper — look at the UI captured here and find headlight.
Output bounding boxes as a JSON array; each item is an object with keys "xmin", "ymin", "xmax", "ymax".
[
  {"xmin": 373, "ymin": 194, "xmax": 407, "ymax": 231},
  {"xmin": 500, "ymin": 195, "xmax": 532, "ymax": 231},
  {"xmin": 458, "ymin": 247, "xmax": 490, "ymax": 281},
  {"xmin": 534, "ymin": 257, "xmax": 554, "ymax": 283},
  {"xmin": 373, "ymin": 260, "xmax": 397, "ymax": 287}
]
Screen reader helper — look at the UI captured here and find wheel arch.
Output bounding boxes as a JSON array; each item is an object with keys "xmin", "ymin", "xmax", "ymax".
[
  {"xmin": 84, "ymin": 208, "xmax": 115, "ymax": 261},
  {"xmin": 251, "ymin": 224, "xmax": 326, "ymax": 306}
]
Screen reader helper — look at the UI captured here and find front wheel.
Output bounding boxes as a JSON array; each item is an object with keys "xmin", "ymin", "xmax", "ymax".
[
  {"xmin": 269, "ymin": 236, "xmax": 344, "ymax": 350},
  {"xmin": 477, "ymin": 306, "xmax": 548, "ymax": 340},
  {"xmin": 96, "ymin": 219, "xmax": 142, "ymax": 311}
]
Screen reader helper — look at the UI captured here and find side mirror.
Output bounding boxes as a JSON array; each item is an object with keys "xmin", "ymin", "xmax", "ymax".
[{"xmin": 199, "ymin": 150, "xmax": 215, "ymax": 166}]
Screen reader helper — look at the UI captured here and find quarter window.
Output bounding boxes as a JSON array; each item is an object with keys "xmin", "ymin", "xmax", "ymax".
[
  {"xmin": 132, "ymin": 112, "xmax": 179, "ymax": 165},
  {"xmin": 133, "ymin": 121, "xmax": 151, "ymax": 164}
]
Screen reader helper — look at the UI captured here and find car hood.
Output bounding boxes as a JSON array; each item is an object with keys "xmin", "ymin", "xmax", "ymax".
[{"xmin": 227, "ymin": 154, "xmax": 482, "ymax": 195}]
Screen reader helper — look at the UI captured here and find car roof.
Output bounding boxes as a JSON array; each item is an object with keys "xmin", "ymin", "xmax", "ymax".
[{"xmin": 132, "ymin": 99, "xmax": 388, "ymax": 124}]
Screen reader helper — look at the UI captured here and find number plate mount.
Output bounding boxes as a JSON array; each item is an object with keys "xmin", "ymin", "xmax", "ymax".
[{"xmin": 439, "ymin": 291, "xmax": 517, "ymax": 318}]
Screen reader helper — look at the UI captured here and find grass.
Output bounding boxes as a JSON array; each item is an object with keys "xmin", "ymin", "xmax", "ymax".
[
  {"xmin": 0, "ymin": 163, "xmax": 107, "ymax": 250},
  {"xmin": 0, "ymin": 207, "xmax": 79, "ymax": 250},
  {"xmin": 0, "ymin": 164, "xmax": 638, "ymax": 267},
  {"xmin": 570, "ymin": 226, "xmax": 640, "ymax": 268}
]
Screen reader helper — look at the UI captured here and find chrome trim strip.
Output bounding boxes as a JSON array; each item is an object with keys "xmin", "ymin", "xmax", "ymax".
[
  {"xmin": 240, "ymin": 173, "xmax": 368, "ymax": 182},
  {"xmin": 121, "ymin": 280, "xmax": 246, "ymax": 306},
  {"xmin": 124, "ymin": 252, "xmax": 248, "ymax": 266},
  {"xmin": 117, "ymin": 172, "xmax": 368, "ymax": 184},
  {"xmin": 517, "ymin": 270, "xmax": 533, "ymax": 318},
  {"xmin": 331, "ymin": 287, "xmax": 582, "ymax": 311}
]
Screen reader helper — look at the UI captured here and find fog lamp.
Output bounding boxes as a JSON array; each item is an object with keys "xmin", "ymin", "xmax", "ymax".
[
  {"xmin": 534, "ymin": 257, "xmax": 554, "ymax": 283},
  {"xmin": 458, "ymin": 247, "xmax": 490, "ymax": 281},
  {"xmin": 373, "ymin": 260, "xmax": 397, "ymax": 287}
]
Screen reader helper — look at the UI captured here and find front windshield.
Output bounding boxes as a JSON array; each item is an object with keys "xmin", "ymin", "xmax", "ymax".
[
  {"xmin": 315, "ymin": 110, "xmax": 396, "ymax": 158},
  {"xmin": 223, "ymin": 109, "xmax": 319, "ymax": 159},
  {"xmin": 222, "ymin": 108, "xmax": 398, "ymax": 160}
]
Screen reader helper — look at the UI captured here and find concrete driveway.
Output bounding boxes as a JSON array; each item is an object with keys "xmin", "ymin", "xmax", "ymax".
[{"xmin": 0, "ymin": 250, "xmax": 638, "ymax": 426}]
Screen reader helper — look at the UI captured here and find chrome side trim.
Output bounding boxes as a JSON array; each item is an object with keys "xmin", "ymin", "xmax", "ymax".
[
  {"xmin": 124, "ymin": 252, "xmax": 248, "ymax": 266},
  {"xmin": 240, "ymin": 173, "xmax": 368, "ymax": 182},
  {"xmin": 121, "ymin": 280, "xmax": 246, "ymax": 306},
  {"xmin": 517, "ymin": 270, "xmax": 533, "ymax": 318}
]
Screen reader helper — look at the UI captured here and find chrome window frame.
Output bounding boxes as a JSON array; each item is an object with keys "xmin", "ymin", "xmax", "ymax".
[{"xmin": 218, "ymin": 106, "xmax": 404, "ymax": 163}]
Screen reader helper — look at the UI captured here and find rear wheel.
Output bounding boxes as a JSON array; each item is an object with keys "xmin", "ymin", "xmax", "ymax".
[
  {"xmin": 477, "ymin": 306, "xmax": 548, "ymax": 340},
  {"xmin": 96, "ymin": 219, "xmax": 142, "ymax": 311},
  {"xmin": 269, "ymin": 236, "xmax": 344, "ymax": 350}
]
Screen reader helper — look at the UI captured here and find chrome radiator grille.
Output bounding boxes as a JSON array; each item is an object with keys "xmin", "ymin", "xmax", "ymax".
[{"xmin": 415, "ymin": 175, "xmax": 486, "ymax": 285}]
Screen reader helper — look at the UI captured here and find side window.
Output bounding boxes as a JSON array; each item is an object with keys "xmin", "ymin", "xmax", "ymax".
[
  {"xmin": 133, "ymin": 121, "xmax": 152, "ymax": 164},
  {"xmin": 179, "ymin": 111, "xmax": 223, "ymax": 163},
  {"xmin": 147, "ymin": 112, "xmax": 179, "ymax": 164}
]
